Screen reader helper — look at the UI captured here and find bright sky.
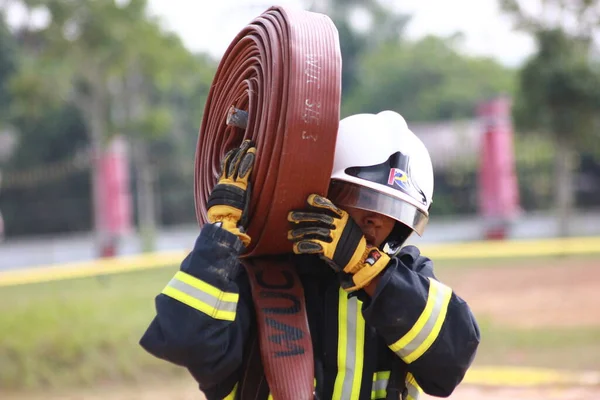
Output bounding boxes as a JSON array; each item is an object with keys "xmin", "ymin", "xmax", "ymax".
[{"xmin": 146, "ymin": 0, "xmax": 536, "ymax": 67}]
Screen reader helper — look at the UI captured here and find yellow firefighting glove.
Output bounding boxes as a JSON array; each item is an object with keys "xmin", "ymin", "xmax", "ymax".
[
  {"xmin": 207, "ymin": 140, "xmax": 256, "ymax": 247},
  {"xmin": 287, "ymin": 194, "xmax": 391, "ymax": 292}
]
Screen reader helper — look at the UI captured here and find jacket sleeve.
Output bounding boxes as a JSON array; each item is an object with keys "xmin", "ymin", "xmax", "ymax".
[
  {"xmin": 139, "ymin": 223, "xmax": 252, "ymax": 398},
  {"xmin": 361, "ymin": 245, "xmax": 480, "ymax": 398}
]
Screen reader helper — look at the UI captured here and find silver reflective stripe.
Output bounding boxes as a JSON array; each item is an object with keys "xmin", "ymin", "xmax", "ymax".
[
  {"xmin": 162, "ymin": 271, "xmax": 238, "ymax": 321},
  {"xmin": 168, "ymin": 278, "xmax": 237, "ymax": 313},
  {"xmin": 405, "ymin": 373, "xmax": 421, "ymax": 400},
  {"xmin": 338, "ymin": 294, "xmax": 358, "ymax": 399},
  {"xmin": 371, "ymin": 371, "xmax": 389, "ymax": 399},
  {"xmin": 395, "ymin": 283, "xmax": 445, "ymax": 357},
  {"xmin": 333, "ymin": 288, "xmax": 366, "ymax": 400},
  {"xmin": 371, "ymin": 377, "xmax": 387, "ymax": 392},
  {"xmin": 390, "ymin": 279, "xmax": 452, "ymax": 363}
]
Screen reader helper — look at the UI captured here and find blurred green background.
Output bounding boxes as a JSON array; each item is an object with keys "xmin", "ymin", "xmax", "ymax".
[
  {"xmin": 0, "ymin": 0, "xmax": 599, "ymax": 244},
  {"xmin": 0, "ymin": 0, "xmax": 599, "ymax": 398}
]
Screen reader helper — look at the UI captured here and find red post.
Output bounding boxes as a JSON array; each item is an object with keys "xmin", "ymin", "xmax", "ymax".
[
  {"xmin": 477, "ymin": 96, "xmax": 520, "ymax": 240},
  {"xmin": 97, "ymin": 136, "xmax": 133, "ymax": 257}
]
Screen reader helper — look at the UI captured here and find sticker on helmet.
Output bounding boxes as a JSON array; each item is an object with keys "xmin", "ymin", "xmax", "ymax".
[
  {"xmin": 387, "ymin": 168, "xmax": 410, "ymax": 190},
  {"xmin": 345, "ymin": 151, "xmax": 428, "ymax": 205}
]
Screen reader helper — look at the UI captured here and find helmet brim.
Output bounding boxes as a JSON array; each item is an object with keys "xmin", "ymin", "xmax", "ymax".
[{"xmin": 328, "ymin": 180, "xmax": 429, "ymax": 236}]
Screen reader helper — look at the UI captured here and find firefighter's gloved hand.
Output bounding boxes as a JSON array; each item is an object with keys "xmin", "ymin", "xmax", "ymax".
[
  {"xmin": 287, "ymin": 194, "xmax": 390, "ymax": 292},
  {"xmin": 207, "ymin": 139, "xmax": 255, "ymax": 247}
]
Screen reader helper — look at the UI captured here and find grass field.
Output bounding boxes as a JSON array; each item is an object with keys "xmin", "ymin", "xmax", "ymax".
[
  {"xmin": 436, "ymin": 256, "xmax": 600, "ymax": 370},
  {"xmin": 0, "ymin": 267, "xmax": 184, "ymax": 391},
  {"xmin": 1, "ymin": 254, "xmax": 599, "ymax": 397}
]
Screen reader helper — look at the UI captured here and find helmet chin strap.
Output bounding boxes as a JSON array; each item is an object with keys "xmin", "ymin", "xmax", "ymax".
[{"xmin": 382, "ymin": 222, "xmax": 414, "ymax": 256}]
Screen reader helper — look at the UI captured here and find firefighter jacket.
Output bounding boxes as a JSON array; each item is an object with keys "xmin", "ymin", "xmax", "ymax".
[{"xmin": 140, "ymin": 223, "xmax": 480, "ymax": 400}]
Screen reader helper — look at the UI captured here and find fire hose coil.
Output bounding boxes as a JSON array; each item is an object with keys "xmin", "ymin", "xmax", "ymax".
[{"xmin": 194, "ymin": 6, "xmax": 342, "ymax": 257}]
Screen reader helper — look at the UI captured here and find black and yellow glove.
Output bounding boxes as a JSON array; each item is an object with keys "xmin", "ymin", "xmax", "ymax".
[
  {"xmin": 287, "ymin": 194, "xmax": 390, "ymax": 292},
  {"xmin": 207, "ymin": 140, "xmax": 256, "ymax": 247}
]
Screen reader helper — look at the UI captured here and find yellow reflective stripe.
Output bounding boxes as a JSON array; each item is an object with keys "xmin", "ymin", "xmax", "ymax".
[
  {"xmin": 389, "ymin": 278, "xmax": 452, "ymax": 363},
  {"xmin": 333, "ymin": 288, "xmax": 366, "ymax": 400},
  {"xmin": 405, "ymin": 372, "xmax": 422, "ymax": 400},
  {"xmin": 371, "ymin": 370, "xmax": 390, "ymax": 399},
  {"xmin": 333, "ymin": 288, "xmax": 349, "ymax": 398},
  {"xmin": 371, "ymin": 371, "xmax": 421, "ymax": 399},
  {"xmin": 223, "ymin": 383, "xmax": 237, "ymax": 400},
  {"xmin": 162, "ymin": 271, "xmax": 239, "ymax": 321},
  {"xmin": 353, "ymin": 295, "xmax": 366, "ymax": 397},
  {"xmin": 175, "ymin": 270, "xmax": 239, "ymax": 302}
]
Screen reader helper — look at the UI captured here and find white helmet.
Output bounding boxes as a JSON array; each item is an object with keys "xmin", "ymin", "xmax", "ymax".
[{"xmin": 328, "ymin": 110, "xmax": 434, "ymax": 249}]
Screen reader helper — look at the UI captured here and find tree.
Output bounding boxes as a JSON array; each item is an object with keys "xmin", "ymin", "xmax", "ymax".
[
  {"xmin": 0, "ymin": 14, "xmax": 15, "ymax": 121},
  {"xmin": 0, "ymin": 104, "xmax": 91, "ymax": 236},
  {"xmin": 0, "ymin": 14, "xmax": 18, "ymax": 241},
  {"xmin": 499, "ymin": 0, "xmax": 600, "ymax": 236},
  {"xmin": 343, "ymin": 35, "xmax": 516, "ymax": 120},
  {"xmin": 306, "ymin": 0, "xmax": 411, "ymax": 97},
  {"xmin": 5, "ymin": 0, "xmax": 202, "ymax": 251}
]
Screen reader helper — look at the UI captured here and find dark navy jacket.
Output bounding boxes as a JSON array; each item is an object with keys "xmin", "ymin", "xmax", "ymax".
[{"xmin": 140, "ymin": 223, "xmax": 480, "ymax": 399}]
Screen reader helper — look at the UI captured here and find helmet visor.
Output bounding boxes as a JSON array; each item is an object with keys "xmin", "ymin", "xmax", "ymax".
[{"xmin": 328, "ymin": 180, "xmax": 429, "ymax": 235}]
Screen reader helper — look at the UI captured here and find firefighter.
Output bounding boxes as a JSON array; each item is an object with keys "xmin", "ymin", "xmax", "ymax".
[{"xmin": 140, "ymin": 110, "xmax": 480, "ymax": 399}]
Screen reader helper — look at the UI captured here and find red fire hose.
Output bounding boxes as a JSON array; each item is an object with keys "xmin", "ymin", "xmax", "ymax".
[
  {"xmin": 194, "ymin": 6, "xmax": 342, "ymax": 258},
  {"xmin": 193, "ymin": 6, "xmax": 342, "ymax": 399}
]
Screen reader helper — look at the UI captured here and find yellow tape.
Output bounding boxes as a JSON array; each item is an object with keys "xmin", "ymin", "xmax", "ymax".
[
  {"xmin": 1, "ymin": 235, "xmax": 600, "ymax": 288},
  {"xmin": 464, "ymin": 366, "xmax": 600, "ymax": 387},
  {"xmin": 419, "ymin": 236, "xmax": 600, "ymax": 260},
  {"xmin": 0, "ymin": 250, "xmax": 187, "ymax": 288}
]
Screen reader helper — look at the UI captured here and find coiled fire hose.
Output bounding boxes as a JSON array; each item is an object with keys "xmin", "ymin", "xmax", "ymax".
[
  {"xmin": 194, "ymin": 5, "xmax": 341, "ymax": 257},
  {"xmin": 193, "ymin": 6, "xmax": 342, "ymax": 399}
]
